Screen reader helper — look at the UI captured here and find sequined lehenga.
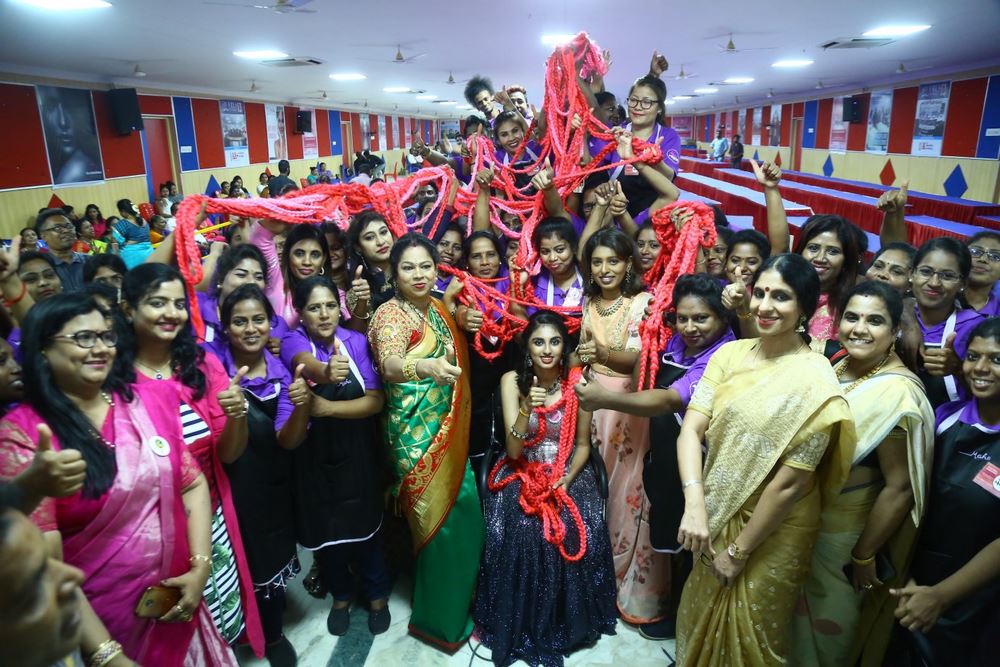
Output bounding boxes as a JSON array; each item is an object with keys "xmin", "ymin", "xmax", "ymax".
[{"xmin": 474, "ymin": 407, "xmax": 618, "ymax": 667}]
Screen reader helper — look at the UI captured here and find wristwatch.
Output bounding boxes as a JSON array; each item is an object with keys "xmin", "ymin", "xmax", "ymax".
[{"xmin": 727, "ymin": 542, "xmax": 749, "ymax": 561}]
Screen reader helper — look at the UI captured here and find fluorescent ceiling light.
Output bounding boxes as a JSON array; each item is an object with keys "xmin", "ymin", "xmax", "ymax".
[
  {"xmin": 416, "ymin": 94, "xmax": 437, "ymax": 100},
  {"xmin": 541, "ymin": 34, "xmax": 576, "ymax": 46},
  {"xmin": 233, "ymin": 50, "xmax": 288, "ymax": 60},
  {"xmin": 863, "ymin": 24, "xmax": 931, "ymax": 37},
  {"xmin": 673, "ymin": 95, "xmax": 692, "ymax": 100},
  {"xmin": 694, "ymin": 87, "xmax": 718, "ymax": 94},
  {"xmin": 664, "ymin": 100, "xmax": 677, "ymax": 105},
  {"xmin": 772, "ymin": 59, "xmax": 813, "ymax": 68},
  {"xmin": 439, "ymin": 101, "xmax": 457, "ymax": 106},
  {"xmin": 330, "ymin": 72, "xmax": 366, "ymax": 81},
  {"xmin": 383, "ymin": 86, "xmax": 410, "ymax": 93},
  {"xmin": 14, "ymin": 0, "xmax": 110, "ymax": 8},
  {"xmin": 723, "ymin": 77, "xmax": 754, "ymax": 84},
  {"xmin": 456, "ymin": 104, "xmax": 472, "ymax": 109}
]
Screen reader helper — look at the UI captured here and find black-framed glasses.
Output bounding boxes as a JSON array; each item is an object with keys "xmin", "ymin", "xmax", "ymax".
[
  {"xmin": 968, "ymin": 246, "xmax": 1000, "ymax": 263},
  {"xmin": 41, "ymin": 223, "xmax": 75, "ymax": 234},
  {"xmin": 51, "ymin": 330, "xmax": 118, "ymax": 349},
  {"xmin": 914, "ymin": 265, "xmax": 962, "ymax": 283},
  {"xmin": 626, "ymin": 97, "xmax": 657, "ymax": 111}
]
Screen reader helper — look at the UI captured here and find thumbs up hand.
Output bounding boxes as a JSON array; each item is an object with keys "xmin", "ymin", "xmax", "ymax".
[
  {"xmin": 527, "ymin": 374, "xmax": 548, "ymax": 408},
  {"xmin": 922, "ymin": 333, "xmax": 960, "ymax": 376},
  {"xmin": 573, "ymin": 367, "xmax": 606, "ymax": 411},
  {"xmin": 575, "ymin": 324, "xmax": 607, "ymax": 366},
  {"xmin": 17, "ymin": 424, "xmax": 88, "ymax": 501},
  {"xmin": 350, "ymin": 265, "xmax": 371, "ymax": 305},
  {"xmin": 878, "ymin": 179, "xmax": 910, "ymax": 214},
  {"xmin": 424, "ymin": 344, "xmax": 461, "ymax": 386},
  {"xmin": 288, "ymin": 363, "xmax": 312, "ymax": 407},
  {"xmin": 325, "ymin": 339, "xmax": 351, "ymax": 384},
  {"xmin": 218, "ymin": 366, "xmax": 249, "ymax": 419}
]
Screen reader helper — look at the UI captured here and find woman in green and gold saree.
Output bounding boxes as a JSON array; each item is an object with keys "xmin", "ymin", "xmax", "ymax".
[
  {"xmin": 368, "ymin": 233, "xmax": 485, "ymax": 652},
  {"xmin": 675, "ymin": 254, "xmax": 855, "ymax": 666}
]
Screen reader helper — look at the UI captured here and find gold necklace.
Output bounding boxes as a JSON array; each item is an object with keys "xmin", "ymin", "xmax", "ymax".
[
  {"xmin": 398, "ymin": 298, "xmax": 428, "ymax": 328},
  {"xmin": 594, "ymin": 294, "xmax": 625, "ymax": 317},
  {"xmin": 836, "ymin": 354, "xmax": 890, "ymax": 394}
]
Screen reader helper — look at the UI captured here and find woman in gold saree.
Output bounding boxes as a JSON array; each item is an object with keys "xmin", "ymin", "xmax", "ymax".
[
  {"xmin": 367, "ymin": 233, "xmax": 485, "ymax": 652},
  {"xmin": 675, "ymin": 254, "xmax": 855, "ymax": 666},
  {"xmin": 790, "ymin": 281, "xmax": 934, "ymax": 666}
]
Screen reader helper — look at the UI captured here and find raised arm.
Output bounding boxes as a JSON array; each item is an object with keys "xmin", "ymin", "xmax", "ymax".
[
  {"xmin": 878, "ymin": 180, "xmax": 909, "ymax": 246},
  {"xmin": 750, "ymin": 159, "xmax": 790, "ymax": 254}
]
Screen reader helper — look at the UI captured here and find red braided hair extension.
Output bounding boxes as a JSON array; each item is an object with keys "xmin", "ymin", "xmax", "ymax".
[
  {"xmin": 487, "ymin": 366, "xmax": 588, "ymax": 562},
  {"xmin": 636, "ymin": 201, "xmax": 718, "ymax": 390}
]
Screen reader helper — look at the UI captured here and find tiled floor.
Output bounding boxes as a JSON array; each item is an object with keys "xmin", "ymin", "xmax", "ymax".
[{"xmin": 235, "ymin": 549, "xmax": 676, "ymax": 667}]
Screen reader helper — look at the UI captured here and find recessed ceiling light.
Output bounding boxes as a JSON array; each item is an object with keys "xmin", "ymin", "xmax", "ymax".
[
  {"xmin": 664, "ymin": 100, "xmax": 677, "ymax": 106},
  {"xmin": 456, "ymin": 104, "xmax": 472, "ymax": 109},
  {"xmin": 541, "ymin": 34, "xmax": 576, "ymax": 46},
  {"xmin": 694, "ymin": 87, "xmax": 718, "ymax": 94},
  {"xmin": 14, "ymin": 0, "xmax": 110, "ymax": 8},
  {"xmin": 330, "ymin": 72, "xmax": 366, "ymax": 81},
  {"xmin": 383, "ymin": 86, "xmax": 410, "ymax": 93},
  {"xmin": 673, "ymin": 95, "xmax": 692, "ymax": 100},
  {"xmin": 772, "ymin": 59, "xmax": 814, "ymax": 68},
  {"xmin": 439, "ymin": 101, "xmax": 457, "ymax": 106},
  {"xmin": 416, "ymin": 94, "xmax": 437, "ymax": 100},
  {"xmin": 233, "ymin": 50, "xmax": 288, "ymax": 60},
  {"xmin": 863, "ymin": 24, "xmax": 931, "ymax": 37},
  {"xmin": 723, "ymin": 77, "xmax": 754, "ymax": 84}
]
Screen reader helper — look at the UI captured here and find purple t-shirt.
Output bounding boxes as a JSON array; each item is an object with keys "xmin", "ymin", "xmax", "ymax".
[
  {"xmin": 915, "ymin": 301, "xmax": 983, "ymax": 359},
  {"xmin": 493, "ymin": 139, "xmax": 544, "ymax": 169},
  {"xmin": 935, "ymin": 396, "xmax": 1000, "ymax": 432},
  {"xmin": 209, "ymin": 343, "xmax": 296, "ymax": 431},
  {"xmin": 661, "ymin": 328, "xmax": 736, "ymax": 409},
  {"xmin": 530, "ymin": 268, "xmax": 584, "ymax": 316},
  {"xmin": 591, "ymin": 122, "xmax": 681, "ymax": 176},
  {"xmin": 976, "ymin": 293, "xmax": 1000, "ymax": 318},
  {"xmin": 280, "ymin": 325, "xmax": 381, "ymax": 391},
  {"xmin": 568, "ymin": 212, "xmax": 587, "ymax": 239},
  {"xmin": 197, "ymin": 291, "xmax": 290, "ymax": 346}
]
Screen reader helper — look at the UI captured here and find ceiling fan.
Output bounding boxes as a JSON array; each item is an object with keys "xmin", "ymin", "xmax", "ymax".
[
  {"xmin": 392, "ymin": 45, "xmax": 427, "ymax": 64},
  {"xmin": 674, "ymin": 64, "xmax": 698, "ymax": 80},
  {"xmin": 716, "ymin": 33, "xmax": 777, "ymax": 55},
  {"xmin": 445, "ymin": 72, "xmax": 470, "ymax": 85},
  {"xmin": 204, "ymin": 0, "xmax": 316, "ymax": 13}
]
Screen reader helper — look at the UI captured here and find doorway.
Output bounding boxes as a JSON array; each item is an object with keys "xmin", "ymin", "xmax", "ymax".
[
  {"xmin": 790, "ymin": 119, "xmax": 803, "ymax": 172},
  {"xmin": 141, "ymin": 116, "xmax": 179, "ymax": 202}
]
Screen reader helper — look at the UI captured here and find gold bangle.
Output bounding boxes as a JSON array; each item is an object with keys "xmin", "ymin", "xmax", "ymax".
[
  {"xmin": 88, "ymin": 640, "xmax": 123, "ymax": 667},
  {"xmin": 518, "ymin": 406, "xmax": 531, "ymax": 418},
  {"xmin": 737, "ymin": 311, "xmax": 753, "ymax": 320},
  {"xmin": 189, "ymin": 553, "xmax": 212, "ymax": 566},
  {"xmin": 851, "ymin": 552, "xmax": 876, "ymax": 567},
  {"xmin": 403, "ymin": 358, "xmax": 420, "ymax": 382}
]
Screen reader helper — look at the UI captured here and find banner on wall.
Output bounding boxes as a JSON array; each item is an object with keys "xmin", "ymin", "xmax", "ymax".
[
  {"xmin": 751, "ymin": 108, "xmax": 762, "ymax": 145},
  {"xmin": 830, "ymin": 96, "xmax": 849, "ymax": 152},
  {"xmin": 671, "ymin": 116, "xmax": 693, "ymax": 142},
  {"xmin": 737, "ymin": 109, "xmax": 746, "ymax": 139},
  {"xmin": 912, "ymin": 81, "xmax": 950, "ymax": 156},
  {"xmin": 377, "ymin": 115, "xmax": 387, "ymax": 150},
  {"xmin": 219, "ymin": 100, "xmax": 249, "ymax": 167},
  {"xmin": 715, "ymin": 111, "xmax": 723, "ymax": 135},
  {"xmin": 441, "ymin": 120, "xmax": 461, "ymax": 141},
  {"xmin": 359, "ymin": 114, "xmax": 371, "ymax": 150},
  {"xmin": 36, "ymin": 85, "xmax": 104, "ymax": 186},
  {"xmin": 265, "ymin": 104, "xmax": 287, "ymax": 161},
  {"xmin": 866, "ymin": 90, "xmax": 893, "ymax": 154},
  {"xmin": 768, "ymin": 105, "xmax": 782, "ymax": 147},
  {"xmin": 302, "ymin": 109, "xmax": 318, "ymax": 159}
]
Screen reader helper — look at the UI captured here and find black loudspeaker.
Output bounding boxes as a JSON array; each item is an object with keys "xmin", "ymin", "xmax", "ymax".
[
  {"xmin": 844, "ymin": 96, "xmax": 863, "ymax": 124},
  {"xmin": 295, "ymin": 110, "xmax": 312, "ymax": 134},
  {"xmin": 107, "ymin": 88, "xmax": 143, "ymax": 135}
]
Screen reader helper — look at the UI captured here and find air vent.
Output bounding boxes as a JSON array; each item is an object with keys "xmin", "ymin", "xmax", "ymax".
[
  {"xmin": 821, "ymin": 38, "xmax": 894, "ymax": 49},
  {"xmin": 260, "ymin": 57, "xmax": 325, "ymax": 67}
]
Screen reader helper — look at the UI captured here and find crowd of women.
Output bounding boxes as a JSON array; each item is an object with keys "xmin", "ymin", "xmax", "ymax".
[{"xmin": 1, "ymin": 56, "xmax": 998, "ymax": 667}]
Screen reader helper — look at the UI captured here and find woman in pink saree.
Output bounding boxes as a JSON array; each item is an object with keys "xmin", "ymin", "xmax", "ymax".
[{"xmin": 0, "ymin": 294, "xmax": 237, "ymax": 666}]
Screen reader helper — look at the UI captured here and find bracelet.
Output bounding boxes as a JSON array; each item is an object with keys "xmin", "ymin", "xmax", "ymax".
[
  {"xmin": 354, "ymin": 309, "xmax": 371, "ymax": 320},
  {"xmin": 851, "ymin": 551, "xmax": 876, "ymax": 567},
  {"xmin": 509, "ymin": 425, "xmax": 529, "ymax": 440},
  {"xmin": 518, "ymin": 405, "xmax": 532, "ymax": 418},
  {"xmin": 2, "ymin": 280, "xmax": 27, "ymax": 308},
  {"xmin": 88, "ymin": 640, "xmax": 123, "ymax": 667},
  {"xmin": 403, "ymin": 358, "xmax": 420, "ymax": 382},
  {"xmin": 233, "ymin": 397, "xmax": 249, "ymax": 419},
  {"xmin": 737, "ymin": 310, "xmax": 753, "ymax": 320},
  {"xmin": 682, "ymin": 479, "xmax": 702, "ymax": 489},
  {"xmin": 189, "ymin": 553, "xmax": 212, "ymax": 566}
]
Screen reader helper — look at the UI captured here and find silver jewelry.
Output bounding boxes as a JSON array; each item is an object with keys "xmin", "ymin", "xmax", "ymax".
[
  {"xmin": 135, "ymin": 359, "xmax": 170, "ymax": 380},
  {"xmin": 682, "ymin": 479, "xmax": 702, "ymax": 489}
]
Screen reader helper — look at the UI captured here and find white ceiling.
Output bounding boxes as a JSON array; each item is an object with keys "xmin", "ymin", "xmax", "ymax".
[{"xmin": 0, "ymin": 0, "xmax": 998, "ymax": 119}]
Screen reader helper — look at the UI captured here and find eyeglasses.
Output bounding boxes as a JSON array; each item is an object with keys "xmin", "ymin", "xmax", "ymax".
[
  {"xmin": 627, "ymin": 97, "xmax": 657, "ymax": 111},
  {"xmin": 51, "ymin": 330, "xmax": 118, "ymax": 349},
  {"xmin": 968, "ymin": 246, "xmax": 1000, "ymax": 263},
  {"xmin": 41, "ymin": 223, "xmax": 75, "ymax": 234},
  {"xmin": 914, "ymin": 265, "xmax": 962, "ymax": 284}
]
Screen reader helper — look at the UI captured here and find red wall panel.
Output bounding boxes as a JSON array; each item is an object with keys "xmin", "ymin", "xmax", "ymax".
[
  {"xmin": 191, "ymin": 98, "xmax": 225, "ymax": 168},
  {"xmin": 887, "ymin": 86, "xmax": 918, "ymax": 154},
  {"xmin": 350, "ymin": 112, "xmax": 363, "ymax": 157},
  {"xmin": 729, "ymin": 110, "xmax": 738, "ymax": 136},
  {"xmin": 942, "ymin": 77, "xmax": 988, "ymax": 157},
  {"xmin": 91, "ymin": 91, "xmax": 145, "ymax": 177},
  {"xmin": 744, "ymin": 109, "xmax": 752, "ymax": 142},
  {"xmin": 368, "ymin": 114, "xmax": 380, "ymax": 151},
  {"xmin": 0, "ymin": 83, "xmax": 52, "ymax": 188},
  {"xmin": 315, "ymin": 109, "xmax": 331, "ymax": 157},
  {"xmin": 284, "ymin": 106, "xmax": 303, "ymax": 160},
  {"xmin": 245, "ymin": 102, "xmax": 268, "ymax": 165},
  {"xmin": 847, "ymin": 93, "xmax": 870, "ymax": 151},
  {"xmin": 138, "ymin": 94, "xmax": 172, "ymax": 116},
  {"xmin": 761, "ymin": 105, "xmax": 771, "ymax": 145},
  {"xmin": 386, "ymin": 116, "xmax": 395, "ymax": 150},
  {"xmin": 815, "ymin": 98, "xmax": 833, "ymax": 150},
  {"xmin": 780, "ymin": 105, "xmax": 792, "ymax": 146},
  {"xmin": 792, "ymin": 102, "xmax": 805, "ymax": 118}
]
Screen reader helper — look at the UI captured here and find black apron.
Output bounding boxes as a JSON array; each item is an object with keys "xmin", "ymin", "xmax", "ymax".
[
  {"xmin": 467, "ymin": 338, "xmax": 517, "ymax": 459},
  {"xmin": 909, "ymin": 412, "xmax": 1000, "ymax": 662},
  {"xmin": 643, "ymin": 356, "xmax": 686, "ymax": 552},
  {"xmin": 292, "ymin": 370, "xmax": 383, "ymax": 549},
  {"xmin": 223, "ymin": 392, "xmax": 297, "ymax": 584}
]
